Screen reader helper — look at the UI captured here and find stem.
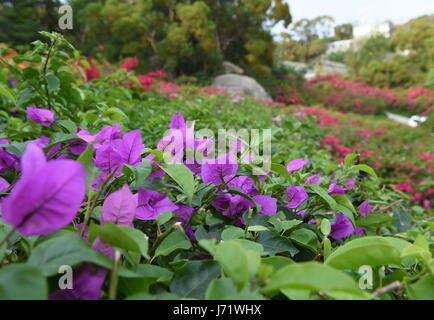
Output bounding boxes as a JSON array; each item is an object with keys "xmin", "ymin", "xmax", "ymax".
[
  {"xmin": 80, "ymin": 169, "xmax": 116, "ymax": 236},
  {"xmin": 148, "ymin": 222, "xmax": 182, "ymax": 259},
  {"xmin": 0, "ymin": 228, "xmax": 16, "ymax": 248},
  {"xmin": 108, "ymin": 250, "xmax": 122, "ymax": 300},
  {"xmin": 373, "ymin": 281, "xmax": 403, "ymax": 297},
  {"xmin": 244, "ymin": 208, "xmax": 253, "ymax": 239}
]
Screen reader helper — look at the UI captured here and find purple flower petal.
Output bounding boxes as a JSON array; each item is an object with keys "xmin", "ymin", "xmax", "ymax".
[
  {"xmin": 101, "ymin": 184, "xmax": 138, "ymax": 226},
  {"xmin": 94, "ymin": 144, "xmax": 123, "ymax": 174},
  {"xmin": 305, "ymin": 173, "xmax": 321, "ymax": 185},
  {"xmin": 286, "ymin": 158, "xmax": 309, "ymax": 174},
  {"xmin": 286, "ymin": 186, "xmax": 308, "ymax": 209},
  {"xmin": 201, "ymin": 152, "xmax": 238, "ymax": 185},
  {"xmin": 330, "ymin": 212, "xmax": 354, "ymax": 239},
  {"xmin": 359, "ymin": 200, "xmax": 372, "ymax": 217},
  {"xmin": 114, "ymin": 129, "xmax": 144, "ymax": 166},
  {"xmin": 343, "ymin": 178, "xmax": 356, "ymax": 190},
  {"xmin": 136, "ymin": 189, "xmax": 177, "ymax": 220},
  {"xmin": 328, "ymin": 183, "xmax": 345, "ymax": 195},
  {"xmin": 26, "ymin": 105, "xmax": 54, "ymax": 127},
  {"xmin": 253, "ymin": 195, "xmax": 277, "ymax": 216},
  {"xmin": 49, "ymin": 263, "xmax": 107, "ymax": 300},
  {"xmin": 0, "ymin": 177, "xmax": 10, "ymax": 193},
  {"xmin": 2, "ymin": 145, "xmax": 86, "ymax": 236},
  {"xmin": 354, "ymin": 226, "xmax": 366, "ymax": 235}
]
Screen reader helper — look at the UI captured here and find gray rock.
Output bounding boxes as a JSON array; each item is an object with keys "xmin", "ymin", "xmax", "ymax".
[
  {"xmin": 212, "ymin": 74, "xmax": 271, "ymax": 100},
  {"xmin": 222, "ymin": 61, "xmax": 244, "ymax": 74}
]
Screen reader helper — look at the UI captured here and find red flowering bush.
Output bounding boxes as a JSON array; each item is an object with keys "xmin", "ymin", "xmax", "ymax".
[{"xmin": 304, "ymin": 75, "xmax": 433, "ymax": 116}]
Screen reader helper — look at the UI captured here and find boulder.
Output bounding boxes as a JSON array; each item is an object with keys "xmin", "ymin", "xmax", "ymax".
[
  {"xmin": 212, "ymin": 74, "xmax": 271, "ymax": 100},
  {"xmin": 222, "ymin": 61, "xmax": 244, "ymax": 74}
]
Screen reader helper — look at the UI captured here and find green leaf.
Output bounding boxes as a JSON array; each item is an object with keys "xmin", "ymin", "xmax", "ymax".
[
  {"xmin": 154, "ymin": 230, "xmax": 191, "ymax": 258},
  {"xmin": 350, "ymin": 164, "xmax": 378, "ymax": 179},
  {"xmin": 357, "ymin": 213, "xmax": 395, "ymax": 228},
  {"xmin": 344, "ymin": 153, "xmax": 359, "ymax": 169},
  {"xmin": 326, "ymin": 236, "xmax": 411, "ymax": 270},
  {"xmin": 289, "ymin": 229, "xmax": 318, "ymax": 252},
  {"xmin": 320, "ymin": 219, "xmax": 331, "ymax": 236},
  {"xmin": 215, "ymin": 241, "xmax": 250, "ymax": 290},
  {"xmin": 156, "ymin": 210, "xmax": 173, "ymax": 225},
  {"xmin": 170, "ymin": 260, "xmax": 221, "ymax": 299},
  {"xmin": 96, "ymin": 222, "xmax": 149, "ymax": 259},
  {"xmin": 306, "ymin": 184, "xmax": 336, "ymax": 209},
  {"xmin": 57, "ymin": 119, "xmax": 77, "ymax": 134},
  {"xmin": 221, "ymin": 226, "xmax": 245, "ymax": 240},
  {"xmin": 406, "ymin": 275, "xmax": 434, "ymax": 300},
  {"xmin": 248, "ymin": 225, "xmax": 268, "ymax": 232},
  {"xmin": 271, "ymin": 163, "xmax": 292, "ymax": 180},
  {"xmin": 124, "ymin": 159, "xmax": 152, "ymax": 188},
  {"xmin": 263, "ymin": 261, "xmax": 368, "ymax": 299},
  {"xmin": 161, "ymin": 163, "xmax": 194, "ymax": 206},
  {"xmin": 269, "ymin": 217, "xmax": 301, "ymax": 233},
  {"xmin": 0, "ymin": 86, "xmax": 16, "ymax": 105},
  {"xmin": 256, "ymin": 230, "xmax": 299, "ymax": 256},
  {"xmin": 205, "ymin": 278, "xmax": 238, "ymax": 300},
  {"xmin": 27, "ymin": 232, "xmax": 112, "ymax": 276},
  {"xmin": 45, "ymin": 74, "xmax": 60, "ymax": 92},
  {"xmin": 0, "ymin": 264, "xmax": 47, "ymax": 300},
  {"xmin": 261, "ymin": 256, "xmax": 295, "ymax": 274}
]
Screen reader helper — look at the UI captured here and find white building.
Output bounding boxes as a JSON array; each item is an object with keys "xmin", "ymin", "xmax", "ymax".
[
  {"xmin": 353, "ymin": 21, "xmax": 394, "ymax": 39},
  {"xmin": 327, "ymin": 21, "xmax": 394, "ymax": 54}
]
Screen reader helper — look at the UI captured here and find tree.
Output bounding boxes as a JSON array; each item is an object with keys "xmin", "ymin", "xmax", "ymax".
[
  {"xmin": 67, "ymin": 0, "xmax": 291, "ymax": 77},
  {"xmin": 334, "ymin": 23, "xmax": 353, "ymax": 40},
  {"xmin": 0, "ymin": 0, "xmax": 62, "ymax": 46},
  {"xmin": 278, "ymin": 16, "xmax": 334, "ymax": 62}
]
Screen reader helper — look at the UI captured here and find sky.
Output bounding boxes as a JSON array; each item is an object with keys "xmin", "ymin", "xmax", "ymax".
[{"xmin": 272, "ymin": 0, "xmax": 434, "ymax": 36}]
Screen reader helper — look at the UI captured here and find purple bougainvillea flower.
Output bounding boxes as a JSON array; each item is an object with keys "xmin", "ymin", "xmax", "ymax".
[
  {"xmin": 2, "ymin": 144, "xmax": 85, "ymax": 236},
  {"xmin": 354, "ymin": 226, "xmax": 366, "ymax": 235},
  {"xmin": 296, "ymin": 210, "xmax": 306, "ymax": 217},
  {"xmin": 92, "ymin": 236, "xmax": 115, "ymax": 260},
  {"xmin": 26, "ymin": 105, "xmax": 54, "ymax": 127},
  {"xmin": 286, "ymin": 186, "xmax": 308, "ymax": 209},
  {"xmin": 170, "ymin": 112, "xmax": 187, "ymax": 133},
  {"xmin": 330, "ymin": 213, "xmax": 354, "ymax": 239},
  {"xmin": 49, "ymin": 263, "xmax": 107, "ymax": 300},
  {"xmin": 173, "ymin": 204, "xmax": 194, "ymax": 222},
  {"xmin": 343, "ymin": 178, "xmax": 356, "ymax": 190},
  {"xmin": 308, "ymin": 219, "xmax": 317, "ymax": 224},
  {"xmin": 0, "ymin": 148, "xmax": 18, "ymax": 173},
  {"xmin": 173, "ymin": 204, "xmax": 195, "ymax": 240},
  {"xmin": 328, "ymin": 183, "xmax": 345, "ymax": 195},
  {"xmin": 359, "ymin": 200, "xmax": 372, "ymax": 217},
  {"xmin": 286, "ymin": 158, "xmax": 309, "ymax": 174},
  {"xmin": 201, "ymin": 152, "xmax": 238, "ymax": 185},
  {"xmin": 305, "ymin": 173, "xmax": 321, "ymax": 185},
  {"xmin": 101, "ymin": 184, "xmax": 138, "ymax": 226},
  {"xmin": 93, "ymin": 123, "xmax": 123, "ymax": 148},
  {"xmin": 77, "ymin": 128, "xmax": 96, "ymax": 143},
  {"xmin": 68, "ymin": 140, "xmax": 88, "ymax": 156},
  {"xmin": 136, "ymin": 189, "xmax": 177, "ymax": 220},
  {"xmin": 253, "ymin": 195, "xmax": 277, "ymax": 216},
  {"xmin": 0, "ymin": 177, "xmax": 9, "ymax": 193},
  {"xmin": 114, "ymin": 129, "xmax": 144, "ymax": 166},
  {"xmin": 9, "ymin": 80, "xmax": 17, "ymax": 87},
  {"xmin": 31, "ymin": 136, "xmax": 50, "ymax": 149},
  {"xmin": 94, "ymin": 144, "xmax": 123, "ymax": 174},
  {"xmin": 213, "ymin": 194, "xmax": 251, "ymax": 217},
  {"xmin": 227, "ymin": 176, "xmax": 256, "ymax": 195}
]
